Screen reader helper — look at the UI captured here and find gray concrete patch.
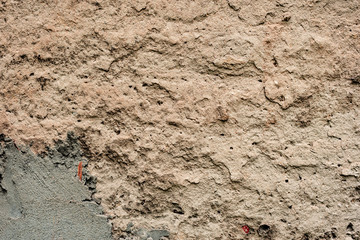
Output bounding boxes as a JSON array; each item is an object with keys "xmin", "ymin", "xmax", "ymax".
[
  {"xmin": 118, "ymin": 222, "xmax": 170, "ymax": 240},
  {"xmin": 0, "ymin": 133, "xmax": 112, "ymax": 240}
]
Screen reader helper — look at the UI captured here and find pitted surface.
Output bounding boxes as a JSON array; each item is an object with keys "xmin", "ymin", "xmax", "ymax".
[{"xmin": 0, "ymin": 0, "xmax": 359, "ymax": 239}]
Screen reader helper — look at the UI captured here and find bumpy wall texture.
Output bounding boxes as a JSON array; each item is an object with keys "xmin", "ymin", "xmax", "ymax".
[{"xmin": 0, "ymin": 0, "xmax": 360, "ymax": 239}]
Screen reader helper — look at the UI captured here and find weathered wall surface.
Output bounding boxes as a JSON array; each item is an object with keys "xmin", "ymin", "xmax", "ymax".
[{"xmin": 0, "ymin": 0, "xmax": 359, "ymax": 239}]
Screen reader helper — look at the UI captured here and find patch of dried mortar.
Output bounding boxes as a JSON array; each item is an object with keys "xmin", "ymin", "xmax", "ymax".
[
  {"xmin": 1, "ymin": 0, "xmax": 360, "ymax": 239},
  {"xmin": 0, "ymin": 133, "xmax": 112, "ymax": 240}
]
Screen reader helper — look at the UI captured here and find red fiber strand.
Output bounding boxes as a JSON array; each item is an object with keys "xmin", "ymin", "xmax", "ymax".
[{"xmin": 77, "ymin": 162, "xmax": 83, "ymax": 181}]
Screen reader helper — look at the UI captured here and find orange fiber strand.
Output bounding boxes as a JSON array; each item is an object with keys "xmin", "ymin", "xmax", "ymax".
[{"xmin": 77, "ymin": 162, "xmax": 83, "ymax": 181}]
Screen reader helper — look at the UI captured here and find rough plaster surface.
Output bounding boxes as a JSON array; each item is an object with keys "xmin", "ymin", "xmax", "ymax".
[
  {"xmin": 0, "ymin": 134, "xmax": 112, "ymax": 240},
  {"xmin": 0, "ymin": 0, "xmax": 360, "ymax": 239}
]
